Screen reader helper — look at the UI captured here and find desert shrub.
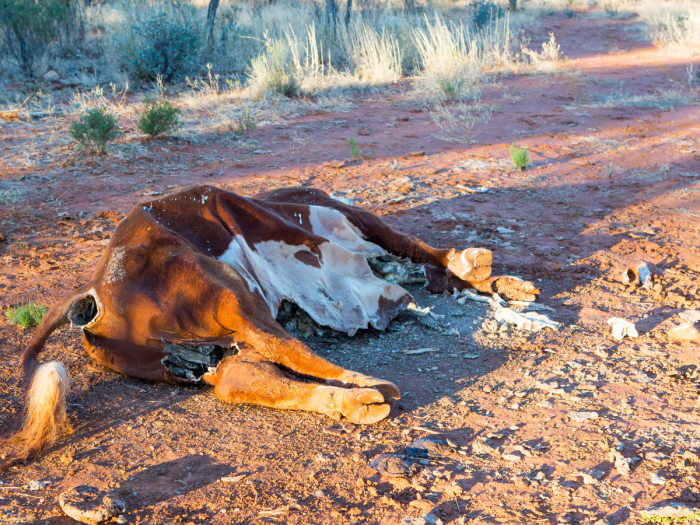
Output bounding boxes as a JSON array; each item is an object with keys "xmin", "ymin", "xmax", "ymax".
[
  {"xmin": 472, "ymin": 1, "xmax": 504, "ymax": 28},
  {"xmin": 138, "ymin": 100, "xmax": 181, "ymax": 138},
  {"xmin": 350, "ymin": 136, "xmax": 361, "ymax": 160},
  {"xmin": 247, "ymin": 39, "xmax": 300, "ymax": 97},
  {"xmin": 127, "ymin": 12, "xmax": 202, "ymax": 82},
  {"xmin": 413, "ymin": 15, "xmax": 483, "ymax": 102},
  {"xmin": 510, "ymin": 144, "xmax": 529, "ymax": 170},
  {"xmin": 0, "ymin": 0, "xmax": 75, "ymax": 77},
  {"xmin": 228, "ymin": 109, "xmax": 256, "ymax": 138},
  {"xmin": 344, "ymin": 22, "xmax": 403, "ymax": 86},
  {"xmin": 6, "ymin": 301, "xmax": 46, "ymax": 328},
  {"xmin": 69, "ymin": 108, "xmax": 120, "ymax": 155}
]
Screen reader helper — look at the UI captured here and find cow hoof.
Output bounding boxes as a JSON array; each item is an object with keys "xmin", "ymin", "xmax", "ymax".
[
  {"xmin": 447, "ymin": 248, "xmax": 493, "ymax": 281},
  {"xmin": 491, "ymin": 277, "xmax": 540, "ymax": 302},
  {"xmin": 370, "ymin": 380, "xmax": 401, "ymax": 400},
  {"xmin": 334, "ymin": 388, "xmax": 390, "ymax": 424},
  {"xmin": 346, "ymin": 403, "xmax": 391, "ymax": 425},
  {"xmin": 338, "ymin": 373, "xmax": 400, "ymax": 399}
]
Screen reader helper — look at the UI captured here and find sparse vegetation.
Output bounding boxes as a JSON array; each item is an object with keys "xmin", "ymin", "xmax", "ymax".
[
  {"xmin": 69, "ymin": 108, "xmax": 120, "ymax": 155},
  {"xmin": 0, "ymin": 189, "xmax": 22, "ymax": 215},
  {"xmin": 431, "ymin": 102, "xmax": 493, "ymax": 144},
  {"xmin": 641, "ymin": 509, "xmax": 700, "ymax": 524},
  {"xmin": 413, "ymin": 15, "xmax": 484, "ymax": 102},
  {"xmin": 247, "ymin": 40, "xmax": 300, "ymax": 98},
  {"xmin": 510, "ymin": 143, "xmax": 530, "ymax": 170},
  {"xmin": 228, "ymin": 109, "xmax": 256, "ymax": 138},
  {"xmin": 5, "ymin": 301, "xmax": 47, "ymax": 328},
  {"xmin": 138, "ymin": 100, "xmax": 181, "ymax": 138},
  {"xmin": 350, "ymin": 136, "xmax": 362, "ymax": 161}
]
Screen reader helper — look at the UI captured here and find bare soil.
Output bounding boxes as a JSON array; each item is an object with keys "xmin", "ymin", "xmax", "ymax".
[{"xmin": 1, "ymin": 11, "xmax": 700, "ymax": 525}]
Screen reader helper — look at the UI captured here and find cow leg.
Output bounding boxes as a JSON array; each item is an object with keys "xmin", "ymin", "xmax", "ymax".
[
  {"xmin": 235, "ymin": 319, "xmax": 401, "ymax": 400},
  {"xmin": 205, "ymin": 354, "xmax": 391, "ymax": 424}
]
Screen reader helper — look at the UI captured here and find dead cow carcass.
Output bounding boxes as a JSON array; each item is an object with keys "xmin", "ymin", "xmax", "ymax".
[{"xmin": 14, "ymin": 186, "xmax": 538, "ymax": 458}]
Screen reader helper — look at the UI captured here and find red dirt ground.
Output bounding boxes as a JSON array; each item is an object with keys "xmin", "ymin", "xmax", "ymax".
[{"xmin": 1, "ymin": 10, "xmax": 700, "ymax": 525}]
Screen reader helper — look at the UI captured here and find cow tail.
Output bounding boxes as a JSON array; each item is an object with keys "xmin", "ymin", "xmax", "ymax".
[{"xmin": 11, "ymin": 291, "xmax": 88, "ymax": 459}]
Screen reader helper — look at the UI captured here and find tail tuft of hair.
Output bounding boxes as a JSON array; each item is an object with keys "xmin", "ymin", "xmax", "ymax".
[{"xmin": 15, "ymin": 362, "xmax": 71, "ymax": 459}]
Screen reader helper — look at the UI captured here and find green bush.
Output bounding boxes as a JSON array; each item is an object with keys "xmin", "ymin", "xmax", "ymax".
[
  {"xmin": 6, "ymin": 301, "xmax": 46, "ymax": 328},
  {"xmin": 138, "ymin": 100, "xmax": 181, "ymax": 138},
  {"xmin": 128, "ymin": 12, "xmax": 202, "ymax": 82},
  {"xmin": 510, "ymin": 144, "xmax": 529, "ymax": 170},
  {"xmin": 69, "ymin": 108, "xmax": 121, "ymax": 155},
  {"xmin": 0, "ymin": 0, "xmax": 75, "ymax": 77},
  {"xmin": 350, "ymin": 136, "xmax": 362, "ymax": 161}
]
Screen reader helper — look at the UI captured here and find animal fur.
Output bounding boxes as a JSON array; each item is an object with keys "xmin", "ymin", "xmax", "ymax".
[{"xmin": 14, "ymin": 362, "xmax": 71, "ymax": 458}]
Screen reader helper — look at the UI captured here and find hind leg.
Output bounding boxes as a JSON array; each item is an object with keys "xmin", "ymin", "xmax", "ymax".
[
  {"xmin": 259, "ymin": 187, "xmax": 493, "ymax": 283},
  {"xmin": 205, "ymin": 354, "xmax": 391, "ymax": 424}
]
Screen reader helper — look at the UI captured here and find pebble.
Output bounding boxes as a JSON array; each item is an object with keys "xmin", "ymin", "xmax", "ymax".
[
  {"xmin": 513, "ymin": 475, "xmax": 531, "ymax": 488},
  {"xmin": 642, "ymin": 503, "xmax": 697, "ymax": 520},
  {"xmin": 568, "ymin": 411, "xmax": 599, "ymax": 423},
  {"xmin": 645, "ymin": 451, "xmax": 665, "ymax": 463},
  {"xmin": 27, "ymin": 480, "xmax": 47, "ymax": 491},
  {"xmin": 651, "ymin": 473, "xmax": 667, "ymax": 486},
  {"xmin": 406, "ymin": 438, "xmax": 454, "ymax": 459}
]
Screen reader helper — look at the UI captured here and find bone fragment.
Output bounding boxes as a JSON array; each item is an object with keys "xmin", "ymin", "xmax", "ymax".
[
  {"xmin": 494, "ymin": 307, "xmax": 560, "ymax": 332},
  {"xmin": 509, "ymin": 301, "xmax": 555, "ymax": 312},
  {"xmin": 402, "ymin": 348, "xmax": 439, "ymax": 355},
  {"xmin": 607, "ymin": 318, "xmax": 638, "ymax": 340},
  {"xmin": 622, "ymin": 262, "xmax": 652, "ymax": 288},
  {"xmin": 457, "ymin": 289, "xmax": 501, "ymax": 308}
]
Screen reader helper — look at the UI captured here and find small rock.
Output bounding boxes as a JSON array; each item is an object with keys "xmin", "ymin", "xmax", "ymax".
[
  {"xmin": 401, "ymin": 518, "xmax": 428, "ymax": 525},
  {"xmin": 572, "ymin": 470, "xmax": 602, "ymax": 485},
  {"xmin": 651, "ymin": 473, "xmax": 667, "ymax": 486},
  {"xmin": 406, "ymin": 438, "xmax": 453, "ymax": 459},
  {"xmin": 642, "ymin": 503, "xmax": 697, "ymax": 520},
  {"xmin": 422, "ymin": 514, "xmax": 443, "ymax": 525},
  {"xmin": 369, "ymin": 454, "xmax": 416, "ymax": 477},
  {"xmin": 59, "ymin": 485, "xmax": 125, "ymax": 525},
  {"xmin": 645, "ymin": 451, "xmax": 665, "ymax": 463},
  {"xmin": 513, "ymin": 475, "xmax": 530, "ymax": 488},
  {"xmin": 472, "ymin": 441, "xmax": 497, "ymax": 456},
  {"xmin": 59, "ymin": 453, "xmax": 74, "ymax": 465},
  {"xmin": 568, "ymin": 411, "xmax": 599, "ymax": 423},
  {"xmin": 502, "ymin": 453, "xmax": 521, "ymax": 463},
  {"xmin": 115, "ymin": 518, "xmax": 127, "ymax": 525},
  {"xmin": 409, "ymin": 151, "xmax": 425, "ymax": 157},
  {"xmin": 683, "ymin": 451, "xmax": 700, "ymax": 463},
  {"xmin": 668, "ymin": 323, "xmax": 700, "ymax": 342},
  {"xmin": 27, "ymin": 480, "xmax": 47, "ymax": 491},
  {"xmin": 537, "ymin": 400, "xmax": 553, "ymax": 408},
  {"xmin": 482, "ymin": 385, "xmax": 492, "ymax": 393},
  {"xmin": 323, "ymin": 160, "xmax": 346, "ymax": 169},
  {"xmin": 609, "ymin": 451, "xmax": 631, "ymax": 476}
]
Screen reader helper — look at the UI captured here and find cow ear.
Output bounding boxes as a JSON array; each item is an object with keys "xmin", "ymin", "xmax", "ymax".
[{"xmin": 447, "ymin": 248, "xmax": 457, "ymax": 261}]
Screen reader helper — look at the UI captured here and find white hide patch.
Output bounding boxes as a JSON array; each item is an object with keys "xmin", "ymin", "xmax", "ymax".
[
  {"xmin": 218, "ymin": 207, "xmax": 409, "ymax": 334},
  {"xmin": 307, "ymin": 206, "xmax": 385, "ymax": 254}
]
